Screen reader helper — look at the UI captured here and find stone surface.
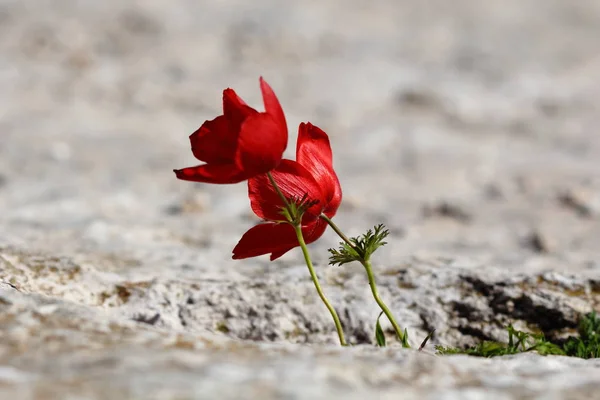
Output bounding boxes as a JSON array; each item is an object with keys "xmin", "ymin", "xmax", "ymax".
[
  {"xmin": 1, "ymin": 278, "xmax": 600, "ymax": 400},
  {"xmin": 1, "ymin": 0, "xmax": 600, "ymax": 398}
]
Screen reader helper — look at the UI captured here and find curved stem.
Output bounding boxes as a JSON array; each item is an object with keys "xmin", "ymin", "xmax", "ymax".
[
  {"xmin": 293, "ymin": 224, "xmax": 347, "ymax": 346},
  {"xmin": 320, "ymin": 214, "xmax": 408, "ymax": 346},
  {"xmin": 266, "ymin": 172, "xmax": 347, "ymax": 346},
  {"xmin": 267, "ymin": 172, "xmax": 289, "ymax": 208},
  {"xmin": 362, "ymin": 258, "xmax": 407, "ymax": 346},
  {"xmin": 319, "ymin": 214, "xmax": 354, "ymax": 249}
]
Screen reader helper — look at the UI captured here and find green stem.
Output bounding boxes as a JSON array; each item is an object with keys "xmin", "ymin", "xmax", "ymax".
[
  {"xmin": 266, "ymin": 172, "xmax": 347, "ymax": 346},
  {"xmin": 267, "ymin": 172, "xmax": 290, "ymax": 208},
  {"xmin": 320, "ymin": 214, "xmax": 354, "ymax": 248},
  {"xmin": 320, "ymin": 214, "xmax": 408, "ymax": 346},
  {"xmin": 362, "ymin": 258, "xmax": 407, "ymax": 346},
  {"xmin": 293, "ymin": 224, "xmax": 347, "ymax": 346}
]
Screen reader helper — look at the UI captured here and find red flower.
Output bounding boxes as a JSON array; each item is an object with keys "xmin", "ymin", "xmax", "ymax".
[
  {"xmin": 233, "ymin": 122, "xmax": 342, "ymax": 260},
  {"xmin": 174, "ymin": 77, "xmax": 287, "ymax": 184}
]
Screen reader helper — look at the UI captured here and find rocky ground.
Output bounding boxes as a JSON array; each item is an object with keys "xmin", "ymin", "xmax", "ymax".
[{"xmin": 1, "ymin": 0, "xmax": 600, "ymax": 399}]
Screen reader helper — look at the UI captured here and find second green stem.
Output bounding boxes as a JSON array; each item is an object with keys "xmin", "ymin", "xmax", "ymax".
[
  {"xmin": 362, "ymin": 258, "xmax": 407, "ymax": 346},
  {"xmin": 320, "ymin": 214, "xmax": 408, "ymax": 346}
]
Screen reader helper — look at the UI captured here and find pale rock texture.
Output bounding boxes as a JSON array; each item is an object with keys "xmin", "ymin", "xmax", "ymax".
[{"xmin": 1, "ymin": 0, "xmax": 599, "ymax": 398}]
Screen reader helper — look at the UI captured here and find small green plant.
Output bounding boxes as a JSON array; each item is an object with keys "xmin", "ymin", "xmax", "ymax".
[
  {"xmin": 374, "ymin": 312, "xmax": 386, "ymax": 347},
  {"xmin": 436, "ymin": 325, "xmax": 564, "ymax": 357},
  {"xmin": 326, "ymin": 222, "xmax": 410, "ymax": 347},
  {"xmin": 562, "ymin": 311, "xmax": 600, "ymax": 359},
  {"xmin": 435, "ymin": 312, "xmax": 600, "ymax": 359}
]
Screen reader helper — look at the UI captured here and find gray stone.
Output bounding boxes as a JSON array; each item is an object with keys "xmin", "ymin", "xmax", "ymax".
[{"xmin": 1, "ymin": 0, "xmax": 600, "ymax": 398}]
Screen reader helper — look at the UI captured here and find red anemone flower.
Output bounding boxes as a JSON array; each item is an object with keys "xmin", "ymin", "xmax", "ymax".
[
  {"xmin": 233, "ymin": 122, "xmax": 342, "ymax": 260},
  {"xmin": 174, "ymin": 77, "xmax": 287, "ymax": 184}
]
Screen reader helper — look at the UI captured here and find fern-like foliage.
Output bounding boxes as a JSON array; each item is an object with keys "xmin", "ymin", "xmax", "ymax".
[{"xmin": 328, "ymin": 224, "xmax": 390, "ymax": 266}]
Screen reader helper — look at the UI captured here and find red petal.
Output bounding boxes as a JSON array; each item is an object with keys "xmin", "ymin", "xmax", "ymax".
[
  {"xmin": 296, "ymin": 123, "xmax": 342, "ymax": 217},
  {"xmin": 232, "ymin": 223, "xmax": 298, "ymax": 260},
  {"xmin": 259, "ymin": 77, "xmax": 287, "ymax": 143},
  {"xmin": 232, "ymin": 218, "xmax": 329, "ymax": 261},
  {"xmin": 269, "ymin": 218, "xmax": 329, "ymax": 259},
  {"xmin": 173, "ymin": 163, "xmax": 247, "ymax": 184},
  {"xmin": 302, "ymin": 217, "xmax": 329, "ymax": 244},
  {"xmin": 234, "ymin": 113, "xmax": 287, "ymax": 176},
  {"xmin": 189, "ymin": 115, "xmax": 237, "ymax": 164},
  {"xmin": 267, "ymin": 248, "xmax": 291, "ymax": 261},
  {"xmin": 248, "ymin": 159, "xmax": 325, "ymax": 222},
  {"xmin": 222, "ymin": 88, "xmax": 256, "ymax": 133}
]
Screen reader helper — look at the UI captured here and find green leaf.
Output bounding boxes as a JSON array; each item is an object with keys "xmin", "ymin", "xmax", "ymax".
[
  {"xmin": 375, "ymin": 312, "xmax": 386, "ymax": 347},
  {"xmin": 401, "ymin": 328, "xmax": 410, "ymax": 348},
  {"xmin": 328, "ymin": 224, "xmax": 390, "ymax": 266},
  {"xmin": 328, "ymin": 241, "xmax": 361, "ymax": 267}
]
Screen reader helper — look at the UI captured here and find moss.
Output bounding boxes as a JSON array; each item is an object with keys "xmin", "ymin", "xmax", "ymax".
[
  {"xmin": 436, "ymin": 312, "xmax": 600, "ymax": 359},
  {"xmin": 215, "ymin": 321, "xmax": 230, "ymax": 334}
]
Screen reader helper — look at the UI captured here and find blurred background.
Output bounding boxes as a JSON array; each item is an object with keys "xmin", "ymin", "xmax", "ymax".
[{"xmin": 1, "ymin": 0, "xmax": 600, "ymax": 278}]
